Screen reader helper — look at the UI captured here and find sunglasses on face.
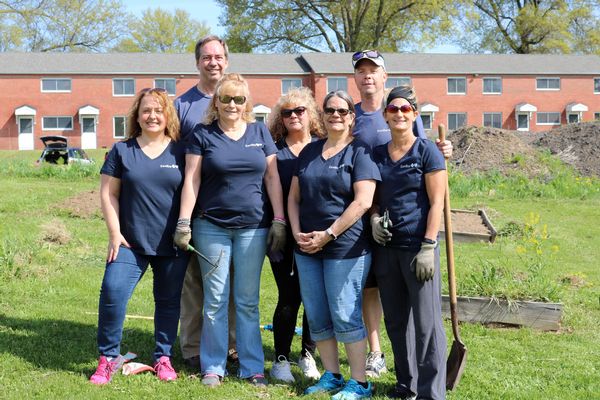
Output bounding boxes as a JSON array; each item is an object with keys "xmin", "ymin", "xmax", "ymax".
[
  {"xmin": 324, "ymin": 107, "xmax": 352, "ymax": 116},
  {"xmin": 219, "ymin": 95, "xmax": 246, "ymax": 105},
  {"xmin": 352, "ymin": 50, "xmax": 381, "ymax": 61},
  {"xmin": 281, "ymin": 106, "xmax": 306, "ymax": 118},
  {"xmin": 385, "ymin": 104, "xmax": 414, "ymax": 114}
]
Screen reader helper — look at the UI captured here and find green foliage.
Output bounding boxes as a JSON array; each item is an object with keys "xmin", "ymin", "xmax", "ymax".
[{"xmin": 0, "ymin": 158, "xmax": 100, "ymax": 179}]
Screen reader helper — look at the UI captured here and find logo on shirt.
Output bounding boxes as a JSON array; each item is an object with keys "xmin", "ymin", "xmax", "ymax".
[
  {"xmin": 329, "ymin": 163, "xmax": 350, "ymax": 170},
  {"xmin": 377, "ymin": 128, "xmax": 390, "ymax": 133},
  {"xmin": 160, "ymin": 164, "xmax": 179, "ymax": 169},
  {"xmin": 399, "ymin": 163, "xmax": 419, "ymax": 169},
  {"xmin": 245, "ymin": 143, "xmax": 264, "ymax": 148}
]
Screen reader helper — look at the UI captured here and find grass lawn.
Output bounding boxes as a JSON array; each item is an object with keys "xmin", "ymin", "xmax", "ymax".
[{"xmin": 0, "ymin": 150, "xmax": 599, "ymax": 399}]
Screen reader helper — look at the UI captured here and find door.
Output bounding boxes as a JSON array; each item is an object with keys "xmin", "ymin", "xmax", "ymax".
[
  {"xmin": 18, "ymin": 117, "xmax": 34, "ymax": 150},
  {"xmin": 81, "ymin": 117, "xmax": 97, "ymax": 149},
  {"xmin": 567, "ymin": 113, "xmax": 579, "ymax": 124},
  {"xmin": 517, "ymin": 114, "xmax": 529, "ymax": 131}
]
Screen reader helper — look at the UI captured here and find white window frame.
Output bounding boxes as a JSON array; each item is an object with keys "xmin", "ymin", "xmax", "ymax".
[
  {"xmin": 482, "ymin": 77, "xmax": 502, "ymax": 95},
  {"xmin": 447, "ymin": 77, "xmax": 466, "ymax": 95},
  {"xmin": 42, "ymin": 116, "xmax": 73, "ymax": 131},
  {"xmin": 113, "ymin": 116, "xmax": 127, "ymax": 138},
  {"xmin": 567, "ymin": 113, "xmax": 580, "ymax": 124},
  {"xmin": 595, "ymin": 112, "xmax": 600, "ymax": 121},
  {"xmin": 113, "ymin": 78, "xmax": 135, "ymax": 96},
  {"xmin": 41, "ymin": 78, "xmax": 72, "ymax": 93},
  {"xmin": 447, "ymin": 113, "xmax": 467, "ymax": 130},
  {"xmin": 594, "ymin": 78, "xmax": 600, "ymax": 94},
  {"xmin": 154, "ymin": 78, "xmax": 176, "ymax": 95},
  {"xmin": 420, "ymin": 113, "xmax": 432, "ymax": 131},
  {"xmin": 536, "ymin": 112, "xmax": 561, "ymax": 126},
  {"xmin": 483, "ymin": 112, "xmax": 502, "ymax": 128},
  {"xmin": 327, "ymin": 77, "xmax": 347, "ymax": 92},
  {"xmin": 536, "ymin": 77, "xmax": 560, "ymax": 91},
  {"xmin": 385, "ymin": 76, "xmax": 412, "ymax": 89},
  {"xmin": 281, "ymin": 78, "xmax": 302, "ymax": 94}
]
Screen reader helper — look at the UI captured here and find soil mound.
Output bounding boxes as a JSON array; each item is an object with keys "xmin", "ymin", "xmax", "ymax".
[{"xmin": 61, "ymin": 190, "xmax": 101, "ymax": 218}]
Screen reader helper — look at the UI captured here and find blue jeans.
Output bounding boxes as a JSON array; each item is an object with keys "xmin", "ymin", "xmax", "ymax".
[
  {"xmin": 295, "ymin": 252, "xmax": 371, "ymax": 343},
  {"xmin": 97, "ymin": 246, "xmax": 188, "ymax": 361},
  {"xmin": 192, "ymin": 218, "xmax": 268, "ymax": 378}
]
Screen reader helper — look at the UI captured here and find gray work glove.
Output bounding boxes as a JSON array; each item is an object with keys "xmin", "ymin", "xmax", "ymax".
[
  {"xmin": 267, "ymin": 220, "xmax": 287, "ymax": 253},
  {"xmin": 370, "ymin": 213, "xmax": 392, "ymax": 246},
  {"xmin": 411, "ymin": 241, "xmax": 436, "ymax": 282},
  {"xmin": 173, "ymin": 224, "xmax": 192, "ymax": 250}
]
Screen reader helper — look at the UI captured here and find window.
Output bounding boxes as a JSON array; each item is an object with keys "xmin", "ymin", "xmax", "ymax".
[
  {"xmin": 281, "ymin": 78, "xmax": 302, "ymax": 94},
  {"xmin": 420, "ymin": 114, "xmax": 432, "ymax": 130},
  {"xmin": 567, "ymin": 113, "xmax": 580, "ymax": 124},
  {"xmin": 385, "ymin": 77, "xmax": 412, "ymax": 89},
  {"xmin": 41, "ymin": 78, "xmax": 71, "ymax": 92},
  {"xmin": 536, "ymin": 77, "xmax": 560, "ymax": 90},
  {"xmin": 483, "ymin": 77, "xmax": 502, "ymax": 94},
  {"xmin": 18, "ymin": 118, "xmax": 33, "ymax": 134},
  {"xmin": 595, "ymin": 112, "xmax": 600, "ymax": 121},
  {"xmin": 517, "ymin": 114, "xmax": 529, "ymax": 130},
  {"xmin": 113, "ymin": 116, "xmax": 127, "ymax": 138},
  {"xmin": 154, "ymin": 78, "xmax": 176, "ymax": 95},
  {"xmin": 42, "ymin": 116, "xmax": 73, "ymax": 130},
  {"xmin": 113, "ymin": 78, "xmax": 135, "ymax": 96},
  {"xmin": 327, "ymin": 77, "xmax": 347, "ymax": 92},
  {"xmin": 447, "ymin": 77, "xmax": 466, "ymax": 94},
  {"xmin": 448, "ymin": 113, "xmax": 466, "ymax": 130},
  {"xmin": 537, "ymin": 112, "xmax": 561, "ymax": 125},
  {"xmin": 595, "ymin": 78, "xmax": 600, "ymax": 94},
  {"xmin": 483, "ymin": 113, "xmax": 502, "ymax": 128},
  {"xmin": 82, "ymin": 117, "xmax": 95, "ymax": 133}
]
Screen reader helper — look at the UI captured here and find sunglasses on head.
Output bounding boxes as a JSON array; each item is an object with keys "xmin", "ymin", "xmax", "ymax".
[
  {"xmin": 219, "ymin": 95, "xmax": 246, "ymax": 105},
  {"xmin": 324, "ymin": 107, "xmax": 352, "ymax": 116},
  {"xmin": 140, "ymin": 87, "xmax": 167, "ymax": 94},
  {"xmin": 352, "ymin": 50, "xmax": 381, "ymax": 61},
  {"xmin": 281, "ymin": 106, "xmax": 307, "ymax": 118},
  {"xmin": 385, "ymin": 104, "xmax": 414, "ymax": 114}
]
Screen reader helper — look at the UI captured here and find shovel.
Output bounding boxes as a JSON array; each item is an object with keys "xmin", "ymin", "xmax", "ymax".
[
  {"xmin": 439, "ymin": 124, "xmax": 467, "ymax": 390},
  {"xmin": 187, "ymin": 244, "xmax": 224, "ymax": 278}
]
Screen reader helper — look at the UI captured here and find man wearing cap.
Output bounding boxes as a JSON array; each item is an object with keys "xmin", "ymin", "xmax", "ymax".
[{"xmin": 351, "ymin": 49, "xmax": 452, "ymax": 383}]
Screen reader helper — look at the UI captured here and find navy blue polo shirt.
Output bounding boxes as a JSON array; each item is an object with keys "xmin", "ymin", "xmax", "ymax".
[
  {"xmin": 354, "ymin": 102, "xmax": 426, "ymax": 148},
  {"xmin": 187, "ymin": 121, "xmax": 277, "ymax": 229},
  {"xmin": 294, "ymin": 139, "xmax": 381, "ymax": 259},
  {"xmin": 372, "ymin": 138, "xmax": 446, "ymax": 249},
  {"xmin": 101, "ymin": 139, "xmax": 186, "ymax": 256}
]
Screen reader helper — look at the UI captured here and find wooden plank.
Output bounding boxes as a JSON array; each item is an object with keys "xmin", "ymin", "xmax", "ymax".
[{"xmin": 441, "ymin": 295, "xmax": 562, "ymax": 331}]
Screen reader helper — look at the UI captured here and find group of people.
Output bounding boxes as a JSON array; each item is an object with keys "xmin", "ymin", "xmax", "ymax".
[{"xmin": 89, "ymin": 35, "xmax": 452, "ymax": 400}]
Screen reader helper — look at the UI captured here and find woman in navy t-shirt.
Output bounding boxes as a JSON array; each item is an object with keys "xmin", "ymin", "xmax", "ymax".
[
  {"xmin": 266, "ymin": 87, "xmax": 325, "ymax": 383},
  {"xmin": 370, "ymin": 86, "xmax": 447, "ymax": 400},
  {"xmin": 288, "ymin": 90, "xmax": 381, "ymax": 399},
  {"xmin": 90, "ymin": 88, "xmax": 189, "ymax": 385},
  {"xmin": 174, "ymin": 74, "xmax": 286, "ymax": 387}
]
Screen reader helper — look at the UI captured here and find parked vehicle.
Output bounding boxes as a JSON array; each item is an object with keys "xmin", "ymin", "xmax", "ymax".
[{"xmin": 36, "ymin": 136, "xmax": 93, "ymax": 165}]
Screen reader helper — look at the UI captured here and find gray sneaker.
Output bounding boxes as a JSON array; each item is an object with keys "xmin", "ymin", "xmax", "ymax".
[{"xmin": 365, "ymin": 351, "xmax": 387, "ymax": 378}]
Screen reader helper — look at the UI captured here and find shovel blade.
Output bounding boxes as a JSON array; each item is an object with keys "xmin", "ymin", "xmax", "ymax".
[{"xmin": 446, "ymin": 339, "xmax": 467, "ymax": 390}]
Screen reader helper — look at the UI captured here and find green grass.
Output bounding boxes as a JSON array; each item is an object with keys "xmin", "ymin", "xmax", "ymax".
[{"xmin": 1, "ymin": 150, "xmax": 599, "ymax": 399}]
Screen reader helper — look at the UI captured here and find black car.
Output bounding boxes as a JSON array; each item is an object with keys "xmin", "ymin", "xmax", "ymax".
[{"xmin": 36, "ymin": 136, "xmax": 93, "ymax": 165}]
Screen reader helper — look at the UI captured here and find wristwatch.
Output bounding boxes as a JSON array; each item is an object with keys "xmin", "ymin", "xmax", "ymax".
[
  {"xmin": 326, "ymin": 227, "xmax": 338, "ymax": 241},
  {"xmin": 423, "ymin": 238, "xmax": 437, "ymax": 245}
]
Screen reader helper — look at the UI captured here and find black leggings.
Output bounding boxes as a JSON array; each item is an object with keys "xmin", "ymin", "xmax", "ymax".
[{"xmin": 269, "ymin": 237, "xmax": 316, "ymax": 359}]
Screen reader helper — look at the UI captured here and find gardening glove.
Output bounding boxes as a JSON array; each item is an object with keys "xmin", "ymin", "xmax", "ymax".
[
  {"xmin": 267, "ymin": 220, "xmax": 287, "ymax": 253},
  {"xmin": 173, "ymin": 219, "xmax": 192, "ymax": 250},
  {"xmin": 370, "ymin": 213, "xmax": 392, "ymax": 246},
  {"xmin": 411, "ymin": 241, "xmax": 436, "ymax": 282}
]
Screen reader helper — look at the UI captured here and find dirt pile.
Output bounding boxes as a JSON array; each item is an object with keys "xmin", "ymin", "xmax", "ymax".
[{"xmin": 61, "ymin": 190, "xmax": 101, "ymax": 219}]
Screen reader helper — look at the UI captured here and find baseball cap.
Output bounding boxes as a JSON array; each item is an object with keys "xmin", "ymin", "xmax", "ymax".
[{"xmin": 352, "ymin": 50, "xmax": 386, "ymax": 70}]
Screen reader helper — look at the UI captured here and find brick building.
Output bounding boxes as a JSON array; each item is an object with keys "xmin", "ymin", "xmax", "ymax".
[{"xmin": 1, "ymin": 52, "xmax": 599, "ymax": 150}]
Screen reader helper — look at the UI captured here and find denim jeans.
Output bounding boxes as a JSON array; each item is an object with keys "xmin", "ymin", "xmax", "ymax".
[
  {"xmin": 97, "ymin": 246, "xmax": 188, "ymax": 361},
  {"xmin": 295, "ymin": 252, "xmax": 371, "ymax": 343},
  {"xmin": 192, "ymin": 218, "xmax": 268, "ymax": 378}
]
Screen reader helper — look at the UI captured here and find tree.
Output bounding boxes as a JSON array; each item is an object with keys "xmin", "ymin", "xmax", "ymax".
[
  {"xmin": 113, "ymin": 8, "xmax": 210, "ymax": 53},
  {"xmin": 456, "ymin": 0, "xmax": 600, "ymax": 54},
  {"xmin": 0, "ymin": 0, "xmax": 128, "ymax": 52},
  {"xmin": 217, "ymin": 0, "xmax": 457, "ymax": 53}
]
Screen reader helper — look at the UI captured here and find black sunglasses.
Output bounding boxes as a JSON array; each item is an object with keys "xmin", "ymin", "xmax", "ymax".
[
  {"xmin": 140, "ymin": 87, "xmax": 167, "ymax": 94},
  {"xmin": 352, "ymin": 50, "xmax": 381, "ymax": 61},
  {"xmin": 385, "ymin": 104, "xmax": 414, "ymax": 114},
  {"xmin": 281, "ymin": 106, "xmax": 306, "ymax": 118},
  {"xmin": 324, "ymin": 107, "xmax": 352, "ymax": 116},
  {"xmin": 219, "ymin": 95, "xmax": 247, "ymax": 105}
]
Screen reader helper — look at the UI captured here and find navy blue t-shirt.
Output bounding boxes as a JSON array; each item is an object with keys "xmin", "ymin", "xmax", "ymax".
[
  {"xmin": 294, "ymin": 139, "xmax": 381, "ymax": 259},
  {"xmin": 354, "ymin": 102, "xmax": 426, "ymax": 149},
  {"xmin": 174, "ymin": 86, "xmax": 211, "ymax": 140},
  {"xmin": 187, "ymin": 121, "xmax": 277, "ymax": 229},
  {"xmin": 101, "ymin": 139, "xmax": 186, "ymax": 256},
  {"xmin": 372, "ymin": 138, "xmax": 446, "ymax": 249}
]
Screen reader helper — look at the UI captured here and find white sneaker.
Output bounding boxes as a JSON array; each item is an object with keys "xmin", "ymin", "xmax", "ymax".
[
  {"xmin": 298, "ymin": 352, "xmax": 321, "ymax": 380},
  {"xmin": 271, "ymin": 356, "xmax": 295, "ymax": 383}
]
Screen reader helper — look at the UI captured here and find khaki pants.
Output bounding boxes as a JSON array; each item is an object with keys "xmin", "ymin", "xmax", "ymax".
[{"xmin": 179, "ymin": 255, "xmax": 236, "ymax": 359}]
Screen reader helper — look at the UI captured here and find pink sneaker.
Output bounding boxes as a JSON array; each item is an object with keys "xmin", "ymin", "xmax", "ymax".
[
  {"xmin": 90, "ymin": 356, "xmax": 119, "ymax": 385},
  {"xmin": 153, "ymin": 356, "xmax": 177, "ymax": 381}
]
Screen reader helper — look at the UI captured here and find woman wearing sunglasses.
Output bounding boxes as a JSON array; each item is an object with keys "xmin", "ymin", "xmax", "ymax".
[
  {"xmin": 370, "ymin": 85, "xmax": 447, "ymax": 400},
  {"xmin": 266, "ymin": 87, "xmax": 325, "ymax": 383},
  {"xmin": 91, "ymin": 88, "xmax": 188, "ymax": 384},
  {"xmin": 174, "ymin": 73, "xmax": 286, "ymax": 387},
  {"xmin": 288, "ymin": 90, "xmax": 380, "ymax": 399}
]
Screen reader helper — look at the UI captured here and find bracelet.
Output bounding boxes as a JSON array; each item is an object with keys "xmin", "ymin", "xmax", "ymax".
[
  {"xmin": 273, "ymin": 216, "xmax": 286, "ymax": 223},
  {"xmin": 273, "ymin": 218, "xmax": 287, "ymax": 226},
  {"xmin": 177, "ymin": 218, "xmax": 191, "ymax": 226}
]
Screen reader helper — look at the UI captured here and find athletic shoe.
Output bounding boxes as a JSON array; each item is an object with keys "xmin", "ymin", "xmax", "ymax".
[
  {"xmin": 246, "ymin": 373, "xmax": 268, "ymax": 387},
  {"xmin": 271, "ymin": 356, "xmax": 295, "ymax": 383},
  {"xmin": 89, "ymin": 356, "xmax": 119, "ymax": 385},
  {"xmin": 298, "ymin": 352, "xmax": 321, "ymax": 380},
  {"xmin": 153, "ymin": 356, "xmax": 177, "ymax": 381},
  {"xmin": 389, "ymin": 385, "xmax": 417, "ymax": 400},
  {"xmin": 201, "ymin": 373, "xmax": 222, "ymax": 388},
  {"xmin": 304, "ymin": 370, "xmax": 345, "ymax": 395},
  {"xmin": 331, "ymin": 379, "xmax": 373, "ymax": 399},
  {"xmin": 365, "ymin": 351, "xmax": 387, "ymax": 378}
]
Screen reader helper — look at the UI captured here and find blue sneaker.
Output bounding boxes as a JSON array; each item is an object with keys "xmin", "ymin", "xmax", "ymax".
[
  {"xmin": 331, "ymin": 379, "xmax": 373, "ymax": 399},
  {"xmin": 304, "ymin": 370, "xmax": 345, "ymax": 395}
]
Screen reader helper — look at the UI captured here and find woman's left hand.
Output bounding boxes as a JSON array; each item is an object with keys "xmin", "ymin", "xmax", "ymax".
[
  {"xmin": 298, "ymin": 230, "xmax": 330, "ymax": 254},
  {"xmin": 267, "ymin": 220, "xmax": 287, "ymax": 253},
  {"xmin": 435, "ymin": 139, "xmax": 453, "ymax": 159}
]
